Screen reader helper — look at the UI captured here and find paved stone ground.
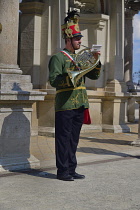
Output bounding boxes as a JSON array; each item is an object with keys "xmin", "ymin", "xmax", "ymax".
[
  {"xmin": 30, "ymin": 122, "xmax": 140, "ymax": 169},
  {"xmin": 0, "ymin": 156, "xmax": 140, "ymax": 210},
  {"xmin": 1, "ymin": 123, "xmax": 140, "ymax": 210}
]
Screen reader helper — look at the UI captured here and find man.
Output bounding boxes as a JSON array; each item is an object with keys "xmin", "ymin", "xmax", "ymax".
[{"xmin": 49, "ymin": 10, "xmax": 101, "ymax": 181}]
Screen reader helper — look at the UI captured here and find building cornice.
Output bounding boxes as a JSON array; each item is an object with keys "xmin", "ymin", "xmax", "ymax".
[{"xmin": 19, "ymin": 1, "xmax": 45, "ymax": 16}]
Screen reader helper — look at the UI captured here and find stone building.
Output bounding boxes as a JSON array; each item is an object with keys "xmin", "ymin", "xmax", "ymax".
[
  {"xmin": 19, "ymin": 0, "xmax": 139, "ymax": 134},
  {"xmin": 0, "ymin": 0, "xmax": 140, "ymax": 171}
]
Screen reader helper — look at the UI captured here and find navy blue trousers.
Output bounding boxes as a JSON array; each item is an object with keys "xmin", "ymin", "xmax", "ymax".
[{"xmin": 55, "ymin": 107, "xmax": 84, "ymax": 176}]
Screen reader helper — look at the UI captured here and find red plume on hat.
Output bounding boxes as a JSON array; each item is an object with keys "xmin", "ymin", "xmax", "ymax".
[{"xmin": 61, "ymin": 10, "xmax": 83, "ymax": 39}]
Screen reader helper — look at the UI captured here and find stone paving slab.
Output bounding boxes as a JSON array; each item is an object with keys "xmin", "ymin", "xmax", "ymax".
[
  {"xmin": 1, "ymin": 123, "xmax": 140, "ymax": 210},
  {"xmin": 30, "ymin": 123, "xmax": 140, "ymax": 169},
  {"xmin": 1, "ymin": 157, "xmax": 140, "ymax": 210}
]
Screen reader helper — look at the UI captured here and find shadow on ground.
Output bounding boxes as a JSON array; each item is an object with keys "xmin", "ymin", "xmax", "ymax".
[
  {"xmin": 80, "ymin": 136, "xmax": 132, "ymax": 145},
  {"xmin": 0, "ymin": 169, "xmax": 57, "ymax": 179},
  {"xmin": 77, "ymin": 147, "xmax": 131, "ymax": 157}
]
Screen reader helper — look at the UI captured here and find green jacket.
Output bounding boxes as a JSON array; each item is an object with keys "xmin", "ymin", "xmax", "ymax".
[{"xmin": 49, "ymin": 48, "xmax": 101, "ymax": 112}]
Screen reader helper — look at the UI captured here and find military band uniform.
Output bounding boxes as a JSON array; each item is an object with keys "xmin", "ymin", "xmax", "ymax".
[{"xmin": 49, "ymin": 48, "xmax": 101, "ymax": 179}]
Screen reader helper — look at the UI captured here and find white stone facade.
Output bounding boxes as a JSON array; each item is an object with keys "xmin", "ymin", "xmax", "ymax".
[{"xmin": 19, "ymin": 0, "xmax": 137, "ymax": 135}]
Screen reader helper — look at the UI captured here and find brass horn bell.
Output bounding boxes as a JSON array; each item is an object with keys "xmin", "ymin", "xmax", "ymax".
[{"xmin": 68, "ymin": 45, "xmax": 101, "ymax": 87}]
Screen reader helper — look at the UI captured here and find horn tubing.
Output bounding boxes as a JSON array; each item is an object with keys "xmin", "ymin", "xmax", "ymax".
[
  {"xmin": 80, "ymin": 44, "xmax": 91, "ymax": 49},
  {"xmin": 68, "ymin": 54, "xmax": 100, "ymax": 87}
]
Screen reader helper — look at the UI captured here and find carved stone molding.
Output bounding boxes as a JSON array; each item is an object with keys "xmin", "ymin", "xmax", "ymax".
[
  {"xmin": 20, "ymin": 1, "xmax": 44, "ymax": 15},
  {"xmin": 22, "ymin": 0, "xmax": 44, "ymax": 2},
  {"xmin": 80, "ymin": 14, "xmax": 109, "ymax": 30},
  {"xmin": 69, "ymin": 0, "xmax": 98, "ymax": 13}
]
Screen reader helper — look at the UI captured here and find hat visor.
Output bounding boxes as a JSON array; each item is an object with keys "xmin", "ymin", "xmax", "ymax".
[
  {"xmin": 63, "ymin": 33, "xmax": 83, "ymax": 39},
  {"xmin": 73, "ymin": 33, "xmax": 83, "ymax": 38}
]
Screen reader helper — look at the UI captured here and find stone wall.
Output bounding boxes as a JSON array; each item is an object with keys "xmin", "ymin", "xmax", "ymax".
[{"xmin": 19, "ymin": 0, "xmax": 135, "ymax": 134}]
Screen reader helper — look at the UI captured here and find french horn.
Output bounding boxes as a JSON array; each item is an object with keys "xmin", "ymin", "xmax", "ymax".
[{"xmin": 68, "ymin": 44, "xmax": 101, "ymax": 87}]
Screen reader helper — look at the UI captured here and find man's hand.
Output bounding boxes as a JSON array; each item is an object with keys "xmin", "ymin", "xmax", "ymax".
[{"xmin": 92, "ymin": 51, "xmax": 101, "ymax": 60}]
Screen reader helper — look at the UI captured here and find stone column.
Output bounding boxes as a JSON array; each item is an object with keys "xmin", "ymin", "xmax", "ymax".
[
  {"xmin": 124, "ymin": 9, "xmax": 136, "ymax": 90},
  {"xmin": 19, "ymin": 0, "xmax": 45, "ymax": 89},
  {"xmin": 0, "ymin": 0, "xmax": 21, "ymax": 74},
  {"xmin": 127, "ymin": 97, "xmax": 136, "ymax": 122},
  {"xmin": 0, "ymin": 0, "xmax": 45, "ymax": 172},
  {"xmin": 107, "ymin": 0, "xmax": 125, "ymax": 83},
  {"xmin": 124, "ymin": 9, "xmax": 138, "ymax": 123},
  {"xmin": 38, "ymin": 0, "xmax": 69, "ymax": 136},
  {"xmin": 102, "ymin": 0, "xmax": 130, "ymax": 133},
  {"xmin": 79, "ymin": 14, "xmax": 109, "ymax": 89},
  {"xmin": 131, "ymin": 98, "xmax": 140, "ymax": 146},
  {"xmin": 40, "ymin": 0, "xmax": 68, "ymax": 88}
]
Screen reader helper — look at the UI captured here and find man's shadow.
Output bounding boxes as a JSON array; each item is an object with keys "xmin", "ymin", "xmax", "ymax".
[{"xmin": 14, "ymin": 169, "xmax": 57, "ymax": 179}]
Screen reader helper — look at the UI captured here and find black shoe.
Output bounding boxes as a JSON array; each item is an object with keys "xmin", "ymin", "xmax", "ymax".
[
  {"xmin": 57, "ymin": 174, "xmax": 74, "ymax": 181},
  {"xmin": 71, "ymin": 172, "xmax": 85, "ymax": 179}
]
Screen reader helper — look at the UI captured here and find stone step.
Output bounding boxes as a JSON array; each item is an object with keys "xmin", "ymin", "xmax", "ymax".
[{"xmin": 0, "ymin": 74, "xmax": 31, "ymax": 82}]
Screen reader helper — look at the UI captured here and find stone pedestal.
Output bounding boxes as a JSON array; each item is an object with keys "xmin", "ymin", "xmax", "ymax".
[
  {"xmin": 131, "ymin": 99, "xmax": 140, "ymax": 146},
  {"xmin": 127, "ymin": 97, "xmax": 136, "ymax": 123},
  {"xmin": 102, "ymin": 97, "xmax": 130, "ymax": 133},
  {"xmin": 38, "ymin": 89, "xmax": 55, "ymax": 137},
  {"xmin": 0, "ymin": 0, "xmax": 46, "ymax": 172},
  {"xmin": 81, "ymin": 89, "xmax": 103, "ymax": 133},
  {"xmin": 0, "ymin": 76, "xmax": 45, "ymax": 171},
  {"xmin": 0, "ymin": 100, "xmax": 39, "ymax": 171},
  {"xmin": 102, "ymin": 80, "xmax": 130, "ymax": 133}
]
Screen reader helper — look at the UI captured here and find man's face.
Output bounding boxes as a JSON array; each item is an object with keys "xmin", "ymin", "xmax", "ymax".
[{"xmin": 71, "ymin": 36, "xmax": 82, "ymax": 50}]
